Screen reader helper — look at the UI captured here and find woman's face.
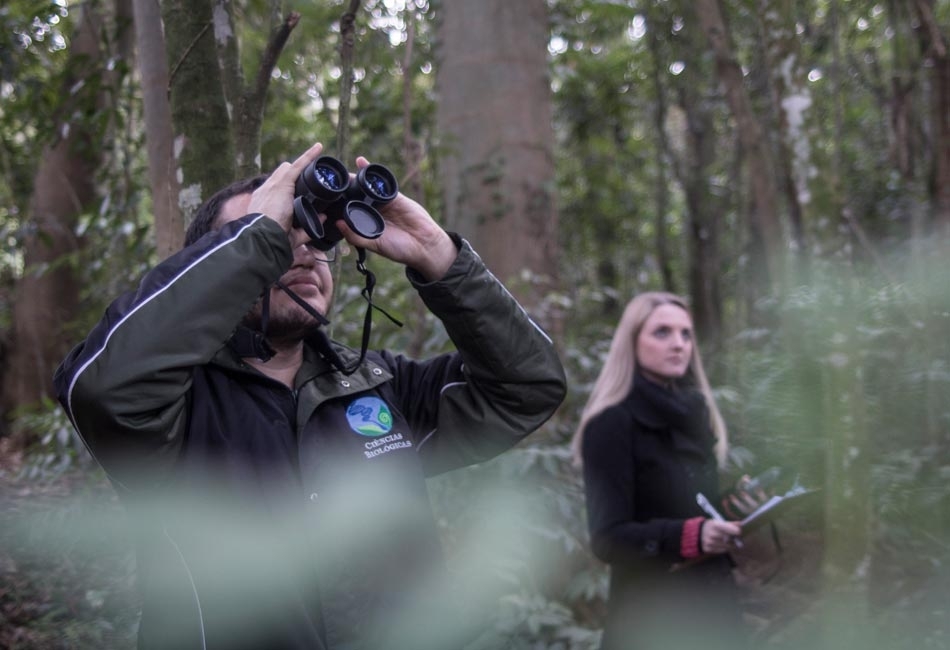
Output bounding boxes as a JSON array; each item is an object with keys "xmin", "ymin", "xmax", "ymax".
[{"xmin": 635, "ymin": 303, "xmax": 694, "ymax": 384}]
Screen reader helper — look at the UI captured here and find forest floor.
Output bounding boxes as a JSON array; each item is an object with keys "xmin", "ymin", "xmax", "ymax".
[{"xmin": 0, "ymin": 442, "xmax": 139, "ymax": 650}]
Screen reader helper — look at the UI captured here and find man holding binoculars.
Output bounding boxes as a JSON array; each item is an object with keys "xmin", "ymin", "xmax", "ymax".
[{"xmin": 54, "ymin": 142, "xmax": 566, "ymax": 650}]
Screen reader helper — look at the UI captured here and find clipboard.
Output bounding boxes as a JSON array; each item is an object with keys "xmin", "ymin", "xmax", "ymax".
[{"xmin": 739, "ymin": 485, "xmax": 819, "ymax": 533}]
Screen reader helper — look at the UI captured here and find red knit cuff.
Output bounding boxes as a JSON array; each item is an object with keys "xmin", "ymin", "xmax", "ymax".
[{"xmin": 680, "ymin": 516, "xmax": 705, "ymax": 559}]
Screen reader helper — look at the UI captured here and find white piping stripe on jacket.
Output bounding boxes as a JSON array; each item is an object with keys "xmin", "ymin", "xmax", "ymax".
[
  {"xmin": 416, "ymin": 380, "xmax": 468, "ymax": 450},
  {"xmin": 62, "ymin": 214, "xmax": 270, "ymax": 493},
  {"xmin": 163, "ymin": 527, "xmax": 207, "ymax": 650}
]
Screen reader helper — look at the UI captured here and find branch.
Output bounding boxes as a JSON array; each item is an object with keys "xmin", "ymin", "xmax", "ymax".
[
  {"xmin": 168, "ymin": 21, "xmax": 212, "ymax": 89},
  {"xmin": 251, "ymin": 11, "xmax": 301, "ymax": 106},
  {"xmin": 336, "ymin": 0, "xmax": 362, "ymax": 157},
  {"xmin": 914, "ymin": 0, "xmax": 947, "ymax": 57}
]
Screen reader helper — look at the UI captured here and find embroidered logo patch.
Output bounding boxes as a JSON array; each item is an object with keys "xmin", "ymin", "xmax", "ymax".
[{"xmin": 345, "ymin": 397, "xmax": 394, "ymax": 437}]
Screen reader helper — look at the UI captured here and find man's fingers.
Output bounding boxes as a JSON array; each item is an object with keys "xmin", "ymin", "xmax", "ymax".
[{"xmin": 288, "ymin": 142, "xmax": 325, "ymax": 174}]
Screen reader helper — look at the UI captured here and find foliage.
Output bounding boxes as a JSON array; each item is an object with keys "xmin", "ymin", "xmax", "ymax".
[
  {"xmin": 10, "ymin": 397, "xmax": 92, "ymax": 482},
  {"xmin": 2, "ymin": 0, "xmax": 950, "ymax": 647},
  {"xmin": 0, "ymin": 0, "xmax": 74, "ymax": 318}
]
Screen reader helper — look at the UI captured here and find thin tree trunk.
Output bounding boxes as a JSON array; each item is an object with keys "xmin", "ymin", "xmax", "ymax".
[
  {"xmin": 645, "ymin": 10, "xmax": 676, "ymax": 293},
  {"xmin": 758, "ymin": 0, "xmax": 811, "ymax": 262},
  {"xmin": 682, "ymin": 99, "xmax": 723, "ymax": 349},
  {"xmin": 666, "ymin": 2, "xmax": 724, "ymax": 348},
  {"xmin": 913, "ymin": 0, "xmax": 950, "ymax": 235},
  {"xmin": 337, "ymin": 0, "xmax": 363, "ymax": 162},
  {"xmin": 134, "ymin": 0, "xmax": 183, "ymax": 257},
  {"xmin": 694, "ymin": 0, "xmax": 784, "ymax": 295}
]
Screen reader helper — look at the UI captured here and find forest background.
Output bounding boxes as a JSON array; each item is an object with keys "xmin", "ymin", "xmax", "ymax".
[{"xmin": 1, "ymin": 0, "xmax": 948, "ymax": 648}]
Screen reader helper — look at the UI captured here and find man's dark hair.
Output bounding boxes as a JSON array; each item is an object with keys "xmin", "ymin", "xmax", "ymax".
[{"xmin": 184, "ymin": 174, "xmax": 269, "ymax": 247}]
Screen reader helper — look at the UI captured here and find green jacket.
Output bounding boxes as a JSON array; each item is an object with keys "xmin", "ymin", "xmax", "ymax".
[{"xmin": 55, "ymin": 213, "xmax": 566, "ymax": 650}]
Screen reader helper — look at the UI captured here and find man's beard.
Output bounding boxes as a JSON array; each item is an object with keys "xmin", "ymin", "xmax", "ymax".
[{"xmin": 242, "ymin": 293, "xmax": 323, "ymax": 346}]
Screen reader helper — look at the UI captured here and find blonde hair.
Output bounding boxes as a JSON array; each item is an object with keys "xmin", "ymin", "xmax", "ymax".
[{"xmin": 570, "ymin": 292, "xmax": 729, "ymax": 468}]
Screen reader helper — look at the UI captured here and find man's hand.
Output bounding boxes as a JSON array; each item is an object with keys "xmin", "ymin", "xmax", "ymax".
[
  {"xmin": 336, "ymin": 156, "xmax": 457, "ymax": 282},
  {"xmin": 247, "ymin": 142, "xmax": 325, "ymax": 248}
]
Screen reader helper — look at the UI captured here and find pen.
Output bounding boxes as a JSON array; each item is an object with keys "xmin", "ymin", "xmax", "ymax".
[
  {"xmin": 696, "ymin": 492, "xmax": 743, "ymax": 549},
  {"xmin": 696, "ymin": 492, "xmax": 723, "ymax": 520}
]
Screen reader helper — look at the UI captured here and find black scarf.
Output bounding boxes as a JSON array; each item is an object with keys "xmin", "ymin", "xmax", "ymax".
[{"xmin": 632, "ymin": 371, "xmax": 716, "ymax": 457}]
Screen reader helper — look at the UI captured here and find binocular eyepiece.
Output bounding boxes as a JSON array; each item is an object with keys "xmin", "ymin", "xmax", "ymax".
[{"xmin": 293, "ymin": 156, "xmax": 398, "ymax": 251}]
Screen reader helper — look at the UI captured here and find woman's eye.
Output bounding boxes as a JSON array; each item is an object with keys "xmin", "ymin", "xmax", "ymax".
[
  {"xmin": 654, "ymin": 327, "xmax": 670, "ymax": 338},
  {"xmin": 682, "ymin": 330, "xmax": 692, "ymax": 341}
]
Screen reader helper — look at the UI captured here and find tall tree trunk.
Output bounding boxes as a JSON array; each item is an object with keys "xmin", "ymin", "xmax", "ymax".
[
  {"xmin": 161, "ymin": 0, "xmax": 235, "ymax": 222},
  {"xmin": 913, "ymin": 0, "xmax": 950, "ymax": 236},
  {"xmin": 882, "ymin": 0, "xmax": 933, "ymax": 248},
  {"xmin": 665, "ymin": 2, "xmax": 724, "ymax": 348},
  {"xmin": 435, "ymin": 0, "xmax": 558, "ymax": 315},
  {"xmin": 694, "ymin": 0, "xmax": 785, "ymax": 296},
  {"xmin": 680, "ymin": 96, "xmax": 723, "ymax": 350},
  {"xmin": 336, "ymin": 0, "xmax": 362, "ymax": 163},
  {"xmin": 645, "ymin": 9, "xmax": 676, "ymax": 294},
  {"xmin": 134, "ymin": 0, "xmax": 183, "ymax": 257},
  {"xmin": 216, "ymin": 2, "xmax": 300, "ymax": 178},
  {"xmin": 160, "ymin": 0, "xmax": 298, "ymax": 224},
  {"xmin": 758, "ymin": 0, "xmax": 811, "ymax": 262},
  {"xmin": 1, "ymin": 2, "xmax": 114, "ymax": 442},
  {"xmin": 400, "ymin": 7, "xmax": 431, "ymax": 360}
]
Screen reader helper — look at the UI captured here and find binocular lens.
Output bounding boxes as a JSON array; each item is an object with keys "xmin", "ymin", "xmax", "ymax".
[
  {"xmin": 314, "ymin": 164, "xmax": 346, "ymax": 191},
  {"xmin": 363, "ymin": 171, "xmax": 393, "ymax": 198}
]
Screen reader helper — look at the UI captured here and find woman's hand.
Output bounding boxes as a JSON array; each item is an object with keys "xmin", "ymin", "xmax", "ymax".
[
  {"xmin": 702, "ymin": 519, "xmax": 742, "ymax": 555},
  {"xmin": 723, "ymin": 473, "xmax": 772, "ymax": 519},
  {"xmin": 336, "ymin": 156, "xmax": 457, "ymax": 281}
]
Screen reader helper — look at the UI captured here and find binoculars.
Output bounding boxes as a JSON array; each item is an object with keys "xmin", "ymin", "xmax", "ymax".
[{"xmin": 293, "ymin": 156, "xmax": 399, "ymax": 251}]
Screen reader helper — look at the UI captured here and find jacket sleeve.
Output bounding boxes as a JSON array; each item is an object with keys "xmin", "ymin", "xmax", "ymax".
[
  {"xmin": 383, "ymin": 236, "xmax": 566, "ymax": 476},
  {"xmin": 581, "ymin": 406, "xmax": 686, "ymax": 565},
  {"xmin": 53, "ymin": 214, "xmax": 293, "ymax": 490}
]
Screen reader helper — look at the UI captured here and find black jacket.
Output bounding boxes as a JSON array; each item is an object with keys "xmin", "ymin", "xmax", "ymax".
[
  {"xmin": 54, "ymin": 214, "xmax": 566, "ymax": 650},
  {"xmin": 581, "ymin": 377, "xmax": 739, "ymax": 649}
]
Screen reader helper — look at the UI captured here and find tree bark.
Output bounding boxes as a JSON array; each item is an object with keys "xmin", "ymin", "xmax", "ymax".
[
  {"xmin": 644, "ymin": 8, "xmax": 676, "ymax": 294},
  {"xmin": 694, "ymin": 0, "xmax": 784, "ymax": 295},
  {"xmin": 216, "ymin": 1, "xmax": 300, "ymax": 177},
  {"xmin": 435, "ymin": 0, "xmax": 559, "ymax": 315},
  {"xmin": 1, "ymin": 3, "xmax": 113, "ymax": 440},
  {"xmin": 336, "ymin": 0, "xmax": 363, "ymax": 162},
  {"xmin": 913, "ymin": 0, "xmax": 950, "ymax": 236},
  {"xmin": 161, "ymin": 0, "xmax": 235, "ymax": 222},
  {"xmin": 665, "ymin": 2, "xmax": 724, "ymax": 348},
  {"xmin": 758, "ymin": 0, "xmax": 811, "ymax": 259},
  {"xmin": 134, "ymin": 0, "xmax": 183, "ymax": 257}
]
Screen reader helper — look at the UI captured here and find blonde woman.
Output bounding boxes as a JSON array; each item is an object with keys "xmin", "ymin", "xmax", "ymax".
[{"xmin": 573, "ymin": 292, "xmax": 747, "ymax": 649}]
